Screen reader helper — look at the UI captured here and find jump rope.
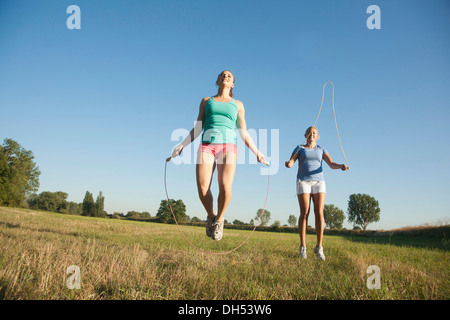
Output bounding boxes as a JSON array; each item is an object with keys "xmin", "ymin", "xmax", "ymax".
[
  {"xmin": 164, "ymin": 81, "xmax": 349, "ymax": 255},
  {"xmin": 295, "ymin": 81, "xmax": 350, "ymax": 168}
]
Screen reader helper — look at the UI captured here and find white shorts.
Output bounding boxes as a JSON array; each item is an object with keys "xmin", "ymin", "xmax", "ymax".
[{"xmin": 296, "ymin": 180, "xmax": 326, "ymax": 194}]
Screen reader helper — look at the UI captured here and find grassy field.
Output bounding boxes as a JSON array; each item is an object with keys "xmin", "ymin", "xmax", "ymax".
[{"xmin": 0, "ymin": 206, "xmax": 448, "ymax": 300}]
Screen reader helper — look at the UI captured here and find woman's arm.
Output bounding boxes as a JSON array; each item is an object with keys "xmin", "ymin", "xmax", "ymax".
[
  {"xmin": 236, "ymin": 100, "xmax": 266, "ymax": 164},
  {"xmin": 171, "ymin": 97, "xmax": 208, "ymax": 158},
  {"xmin": 323, "ymin": 152, "xmax": 348, "ymax": 171}
]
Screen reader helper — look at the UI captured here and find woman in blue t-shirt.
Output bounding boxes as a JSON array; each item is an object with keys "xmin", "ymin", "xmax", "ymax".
[{"xmin": 285, "ymin": 126, "xmax": 348, "ymax": 260}]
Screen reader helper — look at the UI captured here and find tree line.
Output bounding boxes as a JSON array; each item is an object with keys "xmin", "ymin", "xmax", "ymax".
[
  {"xmin": 27, "ymin": 190, "xmax": 106, "ymax": 217},
  {"xmin": 154, "ymin": 195, "xmax": 381, "ymax": 231},
  {"xmin": 0, "ymin": 139, "xmax": 105, "ymax": 217},
  {"xmin": 1, "ymin": 138, "xmax": 381, "ymax": 230}
]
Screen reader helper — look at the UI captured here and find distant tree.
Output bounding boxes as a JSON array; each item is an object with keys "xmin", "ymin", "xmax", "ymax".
[
  {"xmin": 54, "ymin": 192, "xmax": 69, "ymax": 212},
  {"xmin": 347, "ymin": 193, "xmax": 380, "ymax": 230},
  {"xmin": 126, "ymin": 211, "xmax": 151, "ymax": 219},
  {"xmin": 255, "ymin": 208, "xmax": 271, "ymax": 226},
  {"xmin": 82, "ymin": 191, "xmax": 96, "ymax": 216},
  {"xmin": 191, "ymin": 216, "xmax": 202, "ymax": 222},
  {"xmin": 272, "ymin": 220, "xmax": 281, "ymax": 227},
  {"xmin": 156, "ymin": 199, "xmax": 187, "ymax": 224},
  {"xmin": 288, "ymin": 215, "xmax": 297, "ymax": 227},
  {"xmin": 95, "ymin": 191, "xmax": 106, "ymax": 217},
  {"xmin": 233, "ymin": 219, "xmax": 246, "ymax": 225},
  {"xmin": 112, "ymin": 212, "xmax": 125, "ymax": 219},
  {"xmin": 0, "ymin": 138, "xmax": 40, "ymax": 207},
  {"xmin": 141, "ymin": 211, "xmax": 151, "ymax": 218},
  {"xmin": 324, "ymin": 204, "xmax": 345, "ymax": 229},
  {"xmin": 26, "ymin": 193, "xmax": 39, "ymax": 211},
  {"xmin": 28, "ymin": 191, "xmax": 68, "ymax": 213},
  {"xmin": 127, "ymin": 211, "xmax": 140, "ymax": 217},
  {"xmin": 0, "ymin": 150, "xmax": 10, "ymax": 205},
  {"xmin": 66, "ymin": 201, "xmax": 82, "ymax": 215}
]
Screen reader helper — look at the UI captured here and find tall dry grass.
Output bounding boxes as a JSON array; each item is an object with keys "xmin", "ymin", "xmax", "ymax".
[{"xmin": 0, "ymin": 206, "xmax": 448, "ymax": 299}]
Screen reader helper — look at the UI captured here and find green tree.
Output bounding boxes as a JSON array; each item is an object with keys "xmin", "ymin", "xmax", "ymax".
[
  {"xmin": 156, "ymin": 199, "xmax": 187, "ymax": 224},
  {"xmin": 0, "ymin": 151, "xmax": 11, "ymax": 205},
  {"xmin": 287, "ymin": 215, "xmax": 297, "ymax": 227},
  {"xmin": 347, "ymin": 193, "xmax": 380, "ymax": 230},
  {"xmin": 82, "ymin": 191, "xmax": 96, "ymax": 216},
  {"xmin": 95, "ymin": 191, "xmax": 106, "ymax": 217},
  {"xmin": 324, "ymin": 204, "xmax": 345, "ymax": 229},
  {"xmin": 126, "ymin": 211, "xmax": 150, "ymax": 218},
  {"xmin": 66, "ymin": 201, "xmax": 82, "ymax": 215},
  {"xmin": 0, "ymin": 138, "xmax": 40, "ymax": 207},
  {"xmin": 127, "ymin": 210, "xmax": 140, "ymax": 217},
  {"xmin": 28, "ymin": 191, "xmax": 68, "ymax": 213},
  {"xmin": 54, "ymin": 191, "xmax": 68, "ymax": 213},
  {"xmin": 255, "ymin": 208, "xmax": 271, "ymax": 226},
  {"xmin": 141, "ymin": 211, "xmax": 151, "ymax": 218}
]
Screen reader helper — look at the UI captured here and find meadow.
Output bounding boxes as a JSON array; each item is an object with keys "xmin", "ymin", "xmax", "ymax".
[{"xmin": 0, "ymin": 206, "xmax": 448, "ymax": 300}]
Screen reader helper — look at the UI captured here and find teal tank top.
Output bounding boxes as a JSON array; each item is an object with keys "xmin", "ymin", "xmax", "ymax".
[{"xmin": 202, "ymin": 97, "xmax": 238, "ymax": 144}]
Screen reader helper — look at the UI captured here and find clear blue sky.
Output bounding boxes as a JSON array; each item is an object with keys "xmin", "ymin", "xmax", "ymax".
[{"xmin": 1, "ymin": 0, "xmax": 449, "ymax": 230}]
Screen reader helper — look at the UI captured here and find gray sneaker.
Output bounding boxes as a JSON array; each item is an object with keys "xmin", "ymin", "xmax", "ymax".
[
  {"xmin": 314, "ymin": 246, "xmax": 326, "ymax": 261},
  {"xmin": 299, "ymin": 246, "xmax": 307, "ymax": 259},
  {"xmin": 211, "ymin": 219, "xmax": 224, "ymax": 241},
  {"xmin": 206, "ymin": 213, "xmax": 216, "ymax": 237}
]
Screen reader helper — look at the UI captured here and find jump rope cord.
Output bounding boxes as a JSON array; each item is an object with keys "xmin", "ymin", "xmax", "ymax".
[
  {"xmin": 294, "ymin": 81, "xmax": 350, "ymax": 169},
  {"xmin": 164, "ymin": 160, "xmax": 270, "ymax": 255}
]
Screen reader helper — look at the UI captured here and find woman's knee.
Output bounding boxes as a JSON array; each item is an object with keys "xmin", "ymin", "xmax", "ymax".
[
  {"xmin": 218, "ymin": 184, "xmax": 232, "ymax": 196},
  {"xmin": 197, "ymin": 184, "xmax": 211, "ymax": 198},
  {"xmin": 299, "ymin": 210, "xmax": 309, "ymax": 221},
  {"xmin": 314, "ymin": 207, "xmax": 324, "ymax": 217}
]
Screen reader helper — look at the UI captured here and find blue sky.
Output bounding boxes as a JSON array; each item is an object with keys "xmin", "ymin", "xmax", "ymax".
[{"xmin": 1, "ymin": 0, "xmax": 449, "ymax": 230}]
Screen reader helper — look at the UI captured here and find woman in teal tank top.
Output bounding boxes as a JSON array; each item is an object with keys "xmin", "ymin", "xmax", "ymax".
[
  {"xmin": 201, "ymin": 96, "xmax": 238, "ymax": 144},
  {"xmin": 171, "ymin": 70, "xmax": 267, "ymax": 241}
]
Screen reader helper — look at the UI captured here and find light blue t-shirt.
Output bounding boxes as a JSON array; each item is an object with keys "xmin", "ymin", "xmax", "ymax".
[{"xmin": 292, "ymin": 145, "xmax": 328, "ymax": 181}]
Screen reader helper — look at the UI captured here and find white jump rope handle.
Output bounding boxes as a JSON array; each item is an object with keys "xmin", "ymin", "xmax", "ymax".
[{"xmin": 166, "ymin": 156, "xmax": 270, "ymax": 166}]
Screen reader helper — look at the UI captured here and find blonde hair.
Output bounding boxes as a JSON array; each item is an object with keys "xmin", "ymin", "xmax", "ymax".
[
  {"xmin": 304, "ymin": 126, "xmax": 319, "ymax": 140},
  {"xmin": 216, "ymin": 70, "xmax": 235, "ymax": 98}
]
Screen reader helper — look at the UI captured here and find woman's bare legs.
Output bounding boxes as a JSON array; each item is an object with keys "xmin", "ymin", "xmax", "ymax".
[
  {"xmin": 298, "ymin": 192, "xmax": 325, "ymax": 248},
  {"xmin": 297, "ymin": 193, "xmax": 311, "ymax": 247},
  {"xmin": 216, "ymin": 151, "xmax": 237, "ymax": 222},
  {"xmin": 196, "ymin": 152, "xmax": 216, "ymax": 219},
  {"xmin": 311, "ymin": 192, "xmax": 326, "ymax": 247}
]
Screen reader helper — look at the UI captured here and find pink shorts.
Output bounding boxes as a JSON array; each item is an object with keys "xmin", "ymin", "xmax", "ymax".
[{"xmin": 199, "ymin": 143, "xmax": 237, "ymax": 157}]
